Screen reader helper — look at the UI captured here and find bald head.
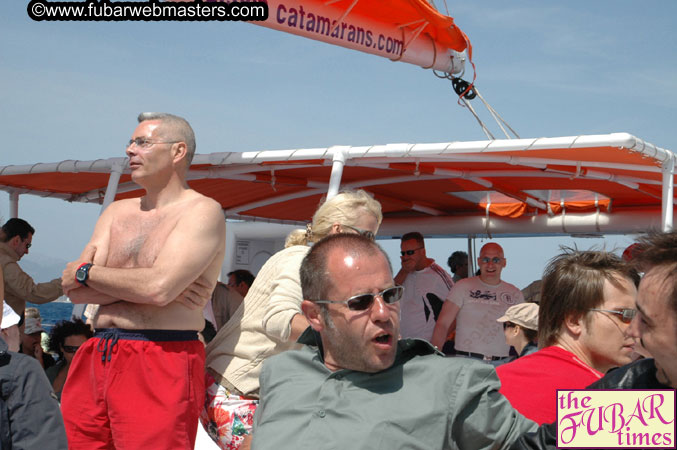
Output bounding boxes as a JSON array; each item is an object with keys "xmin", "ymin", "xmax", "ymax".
[
  {"xmin": 480, "ymin": 243, "xmax": 504, "ymax": 257},
  {"xmin": 478, "ymin": 242, "xmax": 506, "ymax": 285}
]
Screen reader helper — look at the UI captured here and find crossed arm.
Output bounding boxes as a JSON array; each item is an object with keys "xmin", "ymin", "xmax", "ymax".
[{"xmin": 63, "ymin": 199, "xmax": 226, "ymax": 309}]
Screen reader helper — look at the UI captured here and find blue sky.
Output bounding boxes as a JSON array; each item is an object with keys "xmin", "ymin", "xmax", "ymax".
[{"xmin": 1, "ymin": 1, "xmax": 675, "ymax": 288}]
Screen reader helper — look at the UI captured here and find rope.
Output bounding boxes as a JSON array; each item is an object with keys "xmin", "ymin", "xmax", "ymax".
[
  {"xmin": 484, "ymin": 193, "xmax": 493, "ymax": 239},
  {"xmin": 399, "ymin": 22, "xmax": 429, "ymax": 58},
  {"xmin": 460, "ymin": 97, "xmax": 495, "ymax": 140},
  {"xmin": 431, "ymin": 29, "xmax": 522, "ymax": 141},
  {"xmin": 328, "ymin": 0, "xmax": 359, "ymax": 37},
  {"xmin": 421, "ymin": 34, "xmax": 438, "ymax": 70},
  {"xmin": 474, "ymin": 88, "xmax": 520, "ymax": 139},
  {"xmin": 390, "ymin": 27, "xmax": 406, "ymax": 62},
  {"xmin": 97, "ymin": 331, "xmax": 119, "ymax": 363}
]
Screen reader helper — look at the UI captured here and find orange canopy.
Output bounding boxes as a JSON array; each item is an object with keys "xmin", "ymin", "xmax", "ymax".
[{"xmin": 1, "ymin": 133, "xmax": 674, "ymax": 236}]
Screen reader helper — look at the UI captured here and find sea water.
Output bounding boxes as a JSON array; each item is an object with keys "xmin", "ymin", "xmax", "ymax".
[{"xmin": 27, "ymin": 302, "xmax": 77, "ymax": 332}]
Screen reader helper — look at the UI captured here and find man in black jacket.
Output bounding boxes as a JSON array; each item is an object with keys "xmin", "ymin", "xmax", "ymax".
[
  {"xmin": 512, "ymin": 231, "xmax": 677, "ymax": 449},
  {"xmin": 588, "ymin": 231, "xmax": 677, "ymax": 391},
  {"xmin": 0, "ymin": 303, "xmax": 67, "ymax": 449}
]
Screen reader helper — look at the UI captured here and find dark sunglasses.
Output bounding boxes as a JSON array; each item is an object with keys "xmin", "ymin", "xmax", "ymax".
[
  {"xmin": 314, "ymin": 286, "xmax": 404, "ymax": 311},
  {"xmin": 63, "ymin": 345, "xmax": 81, "ymax": 353},
  {"xmin": 341, "ymin": 224, "xmax": 375, "ymax": 241},
  {"xmin": 480, "ymin": 256, "xmax": 503, "ymax": 264},
  {"xmin": 589, "ymin": 308, "xmax": 637, "ymax": 324},
  {"xmin": 503, "ymin": 322, "xmax": 516, "ymax": 330},
  {"xmin": 401, "ymin": 247, "xmax": 423, "ymax": 256}
]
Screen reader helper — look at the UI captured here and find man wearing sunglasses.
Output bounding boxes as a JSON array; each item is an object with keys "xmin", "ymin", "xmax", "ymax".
[
  {"xmin": 513, "ymin": 232, "xmax": 677, "ymax": 449},
  {"xmin": 394, "ymin": 232, "xmax": 454, "ymax": 342},
  {"xmin": 431, "ymin": 242, "xmax": 523, "ymax": 361},
  {"xmin": 252, "ymin": 234, "xmax": 536, "ymax": 449},
  {"xmin": 0, "ymin": 218, "xmax": 63, "ymax": 317},
  {"xmin": 496, "ymin": 249, "xmax": 639, "ymax": 424}
]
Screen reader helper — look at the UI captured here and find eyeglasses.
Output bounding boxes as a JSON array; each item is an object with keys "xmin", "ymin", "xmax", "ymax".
[
  {"xmin": 589, "ymin": 308, "xmax": 637, "ymax": 324},
  {"xmin": 63, "ymin": 345, "xmax": 81, "ymax": 353},
  {"xmin": 480, "ymin": 257, "xmax": 503, "ymax": 264},
  {"xmin": 126, "ymin": 137, "xmax": 180, "ymax": 150},
  {"xmin": 341, "ymin": 224, "xmax": 375, "ymax": 241},
  {"xmin": 503, "ymin": 322, "xmax": 516, "ymax": 330},
  {"xmin": 24, "ymin": 242, "xmax": 31, "ymax": 249},
  {"xmin": 401, "ymin": 248, "xmax": 424, "ymax": 256},
  {"xmin": 314, "ymin": 286, "xmax": 404, "ymax": 311}
]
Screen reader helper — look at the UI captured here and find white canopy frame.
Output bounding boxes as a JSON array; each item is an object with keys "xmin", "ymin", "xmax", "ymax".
[{"xmin": 2, "ymin": 133, "xmax": 674, "ymax": 236}]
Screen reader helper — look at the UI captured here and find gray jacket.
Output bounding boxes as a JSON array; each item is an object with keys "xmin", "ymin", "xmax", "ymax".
[
  {"xmin": 0, "ymin": 337, "xmax": 68, "ymax": 449},
  {"xmin": 254, "ymin": 331, "xmax": 536, "ymax": 450}
]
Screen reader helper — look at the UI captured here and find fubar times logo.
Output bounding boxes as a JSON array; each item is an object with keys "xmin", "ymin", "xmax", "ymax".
[{"xmin": 557, "ymin": 389, "xmax": 676, "ymax": 448}]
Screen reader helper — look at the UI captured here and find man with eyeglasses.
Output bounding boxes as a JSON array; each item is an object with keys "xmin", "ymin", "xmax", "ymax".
[
  {"xmin": 394, "ymin": 231, "xmax": 454, "ymax": 342},
  {"xmin": 512, "ymin": 233, "xmax": 677, "ymax": 449},
  {"xmin": 495, "ymin": 249, "xmax": 639, "ymax": 424},
  {"xmin": 252, "ymin": 234, "xmax": 536, "ymax": 449},
  {"xmin": 59, "ymin": 112, "xmax": 226, "ymax": 449},
  {"xmin": 431, "ymin": 242, "xmax": 524, "ymax": 361},
  {"xmin": 0, "ymin": 218, "xmax": 63, "ymax": 317}
]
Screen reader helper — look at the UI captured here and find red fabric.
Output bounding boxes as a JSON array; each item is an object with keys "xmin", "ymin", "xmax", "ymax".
[
  {"xmin": 496, "ymin": 346, "xmax": 603, "ymax": 424},
  {"xmin": 61, "ymin": 335, "xmax": 205, "ymax": 450}
]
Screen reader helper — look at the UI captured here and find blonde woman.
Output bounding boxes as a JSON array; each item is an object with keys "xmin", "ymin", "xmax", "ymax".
[{"xmin": 202, "ymin": 190, "xmax": 382, "ymax": 450}]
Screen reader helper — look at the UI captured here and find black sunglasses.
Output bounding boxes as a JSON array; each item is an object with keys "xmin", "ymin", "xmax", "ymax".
[
  {"xmin": 589, "ymin": 308, "xmax": 637, "ymax": 324},
  {"xmin": 401, "ymin": 247, "xmax": 423, "ymax": 256},
  {"xmin": 480, "ymin": 256, "xmax": 503, "ymax": 264},
  {"xmin": 341, "ymin": 224, "xmax": 375, "ymax": 241},
  {"xmin": 63, "ymin": 345, "xmax": 81, "ymax": 353},
  {"xmin": 314, "ymin": 286, "xmax": 404, "ymax": 311}
]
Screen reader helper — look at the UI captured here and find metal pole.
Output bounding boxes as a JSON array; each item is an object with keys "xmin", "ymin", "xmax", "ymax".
[
  {"xmin": 72, "ymin": 161, "xmax": 125, "ymax": 319},
  {"xmin": 661, "ymin": 153, "xmax": 675, "ymax": 232},
  {"xmin": 327, "ymin": 148, "xmax": 347, "ymax": 200},
  {"xmin": 466, "ymin": 236, "xmax": 474, "ymax": 277},
  {"xmin": 100, "ymin": 161, "xmax": 124, "ymax": 213},
  {"xmin": 9, "ymin": 191, "xmax": 19, "ymax": 218}
]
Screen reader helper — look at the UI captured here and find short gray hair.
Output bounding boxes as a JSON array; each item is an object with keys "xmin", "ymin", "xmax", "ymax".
[
  {"xmin": 300, "ymin": 234, "xmax": 392, "ymax": 302},
  {"xmin": 137, "ymin": 112, "xmax": 196, "ymax": 165}
]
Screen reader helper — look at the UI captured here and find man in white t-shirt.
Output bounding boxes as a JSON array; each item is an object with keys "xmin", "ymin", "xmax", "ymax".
[
  {"xmin": 431, "ymin": 243, "xmax": 523, "ymax": 360},
  {"xmin": 394, "ymin": 232, "xmax": 454, "ymax": 342}
]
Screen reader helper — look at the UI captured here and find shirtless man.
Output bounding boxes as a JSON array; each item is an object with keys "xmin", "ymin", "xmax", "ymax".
[{"xmin": 59, "ymin": 112, "xmax": 226, "ymax": 449}]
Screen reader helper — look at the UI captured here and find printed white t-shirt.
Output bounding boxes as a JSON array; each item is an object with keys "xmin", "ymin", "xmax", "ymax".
[{"xmin": 448, "ymin": 276, "xmax": 524, "ymax": 357}]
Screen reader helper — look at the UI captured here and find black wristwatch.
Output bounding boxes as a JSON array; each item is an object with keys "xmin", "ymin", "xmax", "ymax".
[{"xmin": 75, "ymin": 263, "xmax": 93, "ymax": 287}]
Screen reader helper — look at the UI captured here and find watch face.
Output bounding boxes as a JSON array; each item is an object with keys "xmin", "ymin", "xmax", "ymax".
[{"xmin": 76, "ymin": 264, "xmax": 90, "ymax": 282}]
